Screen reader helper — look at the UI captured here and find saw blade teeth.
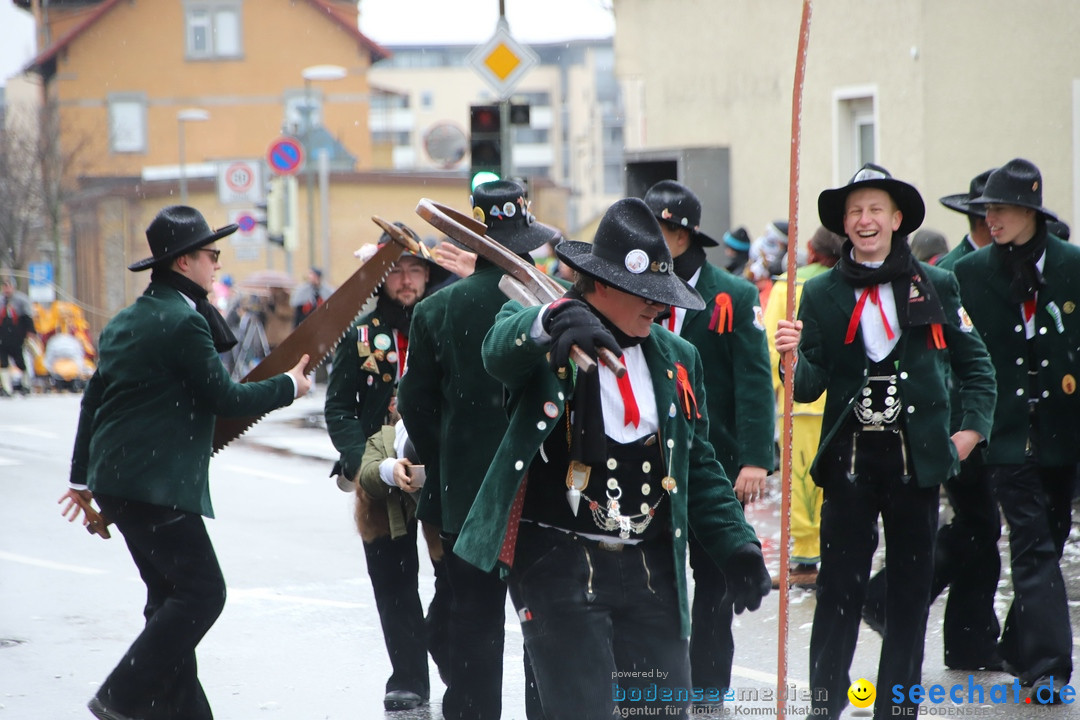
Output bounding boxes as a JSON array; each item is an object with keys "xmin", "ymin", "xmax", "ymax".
[{"xmin": 211, "ymin": 412, "xmax": 266, "ymax": 456}]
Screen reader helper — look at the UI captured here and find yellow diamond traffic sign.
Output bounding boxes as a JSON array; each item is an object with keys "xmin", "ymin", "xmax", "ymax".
[
  {"xmin": 485, "ymin": 43, "xmax": 522, "ymax": 82},
  {"xmin": 468, "ymin": 25, "xmax": 538, "ymax": 99}
]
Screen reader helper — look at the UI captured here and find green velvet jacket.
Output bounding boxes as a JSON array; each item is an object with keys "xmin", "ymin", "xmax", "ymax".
[
  {"xmin": 793, "ymin": 263, "xmax": 996, "ymax": 487},
  {"xmin": 397, "ymin": 262, "xmax": 515, "ymax": 534},
  {"xmin": 69, "ymin": 282, "xmax": 294, "ymax": 517},
  {"xmin": 324, "ymin": 308, "xmax": 403, "ymax": 480},
  {"xmin": 680, "ymin": 262, "xmax": 775, "ymax": 476},
  {"xmin": 453, "ymin": 301, "xmax": 760, "ymax": 637},
  {"xmin": 953, "ymin": 235, "xmax": 1080, "ymax": 465}
]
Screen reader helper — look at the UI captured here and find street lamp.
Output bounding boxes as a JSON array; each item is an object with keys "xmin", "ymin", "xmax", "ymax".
[
  {"xmin": 177, "ymin": 108, "xmax": 210, "ymax": 204},
  {"xmin": 300, "ymin": 64, "xmax": 346, "ymax": 270}
]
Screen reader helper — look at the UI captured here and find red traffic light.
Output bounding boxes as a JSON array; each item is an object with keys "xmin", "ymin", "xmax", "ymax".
[{"xmin": 470, "ymin": 104, "xmax": 501, "ymax": 133}]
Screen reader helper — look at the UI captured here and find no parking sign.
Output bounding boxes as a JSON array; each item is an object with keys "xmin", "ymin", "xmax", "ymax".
[
  {"xmin": 217, "ymin": 159, "xmax": 263, "ymax": 205},
  {"xmin": 228, "ymin": 208, "xmax": 266, "ymax": 261}
]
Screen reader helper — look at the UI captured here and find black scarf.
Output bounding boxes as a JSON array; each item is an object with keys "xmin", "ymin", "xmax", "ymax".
[
  {"xmin": 672, "ymin": 242, "xmax": 707, "ymax": 282},
  {"xmin": 151, "ymin": 268, "xmax": 238, "ymax": 353},
  {"xmin": 563, "ymin": 288, "xmax": 642, "ymax": 467},
  {"xmin": 375, "ymin": 294, "xmax": 412, "ymax": 337},
  {"xmin": 836, "ymin": 236, "xmax": 947, "ymax": 329},
  {"xmin": 991, "ymin": 221, "xmax": 1048, "ymax": 303}
]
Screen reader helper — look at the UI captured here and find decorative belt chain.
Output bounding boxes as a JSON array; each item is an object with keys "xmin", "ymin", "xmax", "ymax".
[{"xmin": 853, "ymin": 374, "xmax": 901, "ymax": 428}]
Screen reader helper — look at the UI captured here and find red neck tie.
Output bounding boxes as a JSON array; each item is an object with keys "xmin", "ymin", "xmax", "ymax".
[
  {"xmin": 844, "ymin": 285, "xmax": 895, "ymax": 345},
  {"xmin": 395, "ymin": 331, "xmax": 408, "ymax": 378},
  {"xmin": 616, "ymin": 364, "xmax": 641, "ymax": 428},
  {"xmin": 667, "ymin": 306, "xmax": 676, "ymax": 332},
  {"xmin": 1023, "ymin": 297, "xmax": 1037, "ymax": 323}
]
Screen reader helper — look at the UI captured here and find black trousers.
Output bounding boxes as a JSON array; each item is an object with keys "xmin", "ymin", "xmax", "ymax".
[
  {"xmin": 0, "ymin": 341, "xmax": 27, "ymax": 371},
  {"xmin": 363, "ymin": 521, "xmax": 430, "ymax": 698},
  {"xmin": 440, "ymin": 533, "xmax": 507, "ymax": 720},
  {"xmin": 988, "ymin": 462, "xmax": 1074, "ymax": 685},
  {"xmin": 94, "ymin": 494, "xmax": 224, "ymax": 720},
  {"xmin": 687, "ymin": 533, "xmax": 734, "ymax": 694},
  {"xmin": 809, "ymin": 429, "xmax": 938, "ymax": 720},
  {"xmin": 864, "ymin": 449, "xmax": 1002, "ymax": 668}
]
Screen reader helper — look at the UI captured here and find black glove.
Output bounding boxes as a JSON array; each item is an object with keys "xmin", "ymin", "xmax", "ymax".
[
  {"xmin": 541, "ymin": 299, "xmax": 621, "ymax": 372},
  {"xmin": 722, "ymin": 542, "xmax": 771, "ymax": 614}
]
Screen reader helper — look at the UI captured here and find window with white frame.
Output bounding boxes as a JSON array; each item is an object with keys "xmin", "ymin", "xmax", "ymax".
[
  {"xmin": 836, "ymin": 92, "xmax": 876, "ymax": 181},
  {"xmin": 185, "ymin": 1, "xmax": 242, "ymax": 60},
  {"xmin": 108, "ymin": 95, "xmax": 147, "ymax": 153}
]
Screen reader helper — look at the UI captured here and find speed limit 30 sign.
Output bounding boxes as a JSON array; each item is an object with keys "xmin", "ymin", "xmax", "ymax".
[{"xmin": 217, "ymin": 159, "xmax": 264, "ymax": 205}]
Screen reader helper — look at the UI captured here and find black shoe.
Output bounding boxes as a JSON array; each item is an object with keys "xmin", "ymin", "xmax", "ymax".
[
  {"xmin": 383, "ymin": 690, "xmax": 426, "ymax": 711},
  {"xmin": 1028, "ymin": 676, "xmax": 1067, "ymax": 705},
  {"xmin": 88, "ymin": 696, "xmax": 138, "ymax": 720}
]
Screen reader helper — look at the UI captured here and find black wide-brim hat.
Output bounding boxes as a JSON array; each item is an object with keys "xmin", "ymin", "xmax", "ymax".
[
  {"xmin": 556, "ymin": 198, "xmax": 705, "ymax": 311},
  {"xmin": 939, "ymin": 168, "xmax": 994, "ymax": 218},
  {"xmin": 471, "ymin": 180, "xmax": 560, "ymax": 254},
  {"xmin": 818, "ymin": 163, "xmax": 925, "ymax": 238},
  {"xmin": 642, "ymin": 179, "xmax": 718, "ymax": 247},
  {"xmin": 968, "ymin": 158, "xmax": 1058, "ymax": 222},
  {"xmin": 376, "ymin": 222, "xmax": 452, "ymax": 288},
  {"xmin": 129, "ymin": 205, "xmax": 238, "ymax": 271}
]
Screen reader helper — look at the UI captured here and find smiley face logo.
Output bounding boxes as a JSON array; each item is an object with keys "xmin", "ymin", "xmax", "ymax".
[{"xmin": 848, "ymin": 678, "xmax": 876, "ymax": 709}]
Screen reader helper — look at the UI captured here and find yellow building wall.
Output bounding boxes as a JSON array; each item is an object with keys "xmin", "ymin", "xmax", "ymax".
[{"xmin": 47, "ymin": 0, "xmax": 375, "ymax": 178}]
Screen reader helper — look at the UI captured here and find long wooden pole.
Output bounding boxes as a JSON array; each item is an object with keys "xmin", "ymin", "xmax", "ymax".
[{"xmin": 778, "ymin": 2, "xmax": 813, "ymax": 717}]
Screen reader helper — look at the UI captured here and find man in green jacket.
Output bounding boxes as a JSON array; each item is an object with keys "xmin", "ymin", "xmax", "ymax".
[
  {"xmin": 952, "ymin": 158, "xmax": 1079, "ymax": 703},
  {"xmin": 863, "ymin": 168, "xmax": 1004, "ymax": 671},
  {"xmin": 454, "ymin": 198, "xmax": 771, "ymax": 719},
  {"xmin": 324, "ymin": 222, "xmax": 452, "ymax": 712},
  {"xmin": 643, "ymin": 180, "xmax": 775, "ymax": 700},
  {"xmin": 60, "ymin": 205, "xmax": 311, "ymax": 720},
  {"xmin": 775, "ymin": 165, "xmax": 996, "ymax": 720},
  {"xmin": 397, "ymin": 180, "xmax": 560, "ymax": 720}
]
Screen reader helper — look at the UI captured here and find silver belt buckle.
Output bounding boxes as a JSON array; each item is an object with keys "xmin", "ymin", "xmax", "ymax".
[{"xmin": 597, "ymin": 541, "xmax": 624, "ymax": 552}]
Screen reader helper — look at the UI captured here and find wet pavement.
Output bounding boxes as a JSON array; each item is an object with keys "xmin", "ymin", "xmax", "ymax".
[{"xmin": 6, "ymin": 388, "xmax": 1080, "ymax": 718}]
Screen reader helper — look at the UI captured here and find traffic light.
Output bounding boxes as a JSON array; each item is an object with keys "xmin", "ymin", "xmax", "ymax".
[
  {"xmin": 259, "ymin": 177, "xmax": 286, "ymax": 246},
  {"xmin": 470, "ymin": 103, "xmax": 502, "ymax": 191}
]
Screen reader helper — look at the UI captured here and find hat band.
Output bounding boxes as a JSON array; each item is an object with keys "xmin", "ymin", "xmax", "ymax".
[
  {"xmin": 590, "ymin": 240, "xmax": 673, "ymax": 277},
  {"xmin": 723, "ymin": 231, "xmax": 750, "ymax": 252},
  {"xmin": 853, "ymin": 167, "xmax": 889, "ymax": 183}
]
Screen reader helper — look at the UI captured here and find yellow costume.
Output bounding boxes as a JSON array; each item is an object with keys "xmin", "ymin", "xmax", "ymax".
[{"xmin": 763, "ymin": 265, "xmax": 828, "ymax": 564}]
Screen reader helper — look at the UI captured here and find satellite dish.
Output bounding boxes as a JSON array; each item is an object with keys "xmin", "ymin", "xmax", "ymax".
[{"xmin": 423, "ymin": 122, "xmax": 468, "ymax": 168}]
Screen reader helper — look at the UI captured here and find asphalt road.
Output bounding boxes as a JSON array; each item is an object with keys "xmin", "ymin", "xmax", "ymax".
[{"xmin": 3, "ymin": 389, "xmax": 1080, "ymax": 719}]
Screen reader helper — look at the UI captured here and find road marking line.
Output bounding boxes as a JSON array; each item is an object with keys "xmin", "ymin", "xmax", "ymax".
[
  {"xmin": 221, "ymin": 464, "xmax": 305, "ymax": 484},
  {"xmin": 229, "ymin": 587, "xmax": 366, "ymax": 608},
  {"xmin": 0, "ymin": 426, "xmax": 59, "ymax": 438},
  {"xmin": 0, "ymin": 550, "xmax": 105, "ymax": 575}
]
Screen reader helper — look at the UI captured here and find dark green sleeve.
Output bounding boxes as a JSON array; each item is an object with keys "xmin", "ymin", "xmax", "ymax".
[
  {"xmin": 325, "ymin": 325, "xmax": 367, "ymax": 480},
  {"xmin": 730, "ymin": 284, "xmax": 776, "ymax": 470},
  {"xmin": 684, "ymin": 348, "xmax": 761, "ymax": 566},
  {"xmin": 175, "ymin": 312, "xmax": 294, "ymax": 417},
  {"xmin": 938, "ymin": 271, "xmax": 996, "ymax": 442},
  {"xmin": 69, "ymin": 370, "xmax": 104, "ymax": 486},
  {"xmin": 480, "ymin": 301, "xmax": 547, "ymax": 389},
  {"xmin": 397, "ymin": 303, "xmax": 443, "ymax": 491},
  {"xmin": 791, "ymin": 285, "xmax": 831, "ymax": 404}
]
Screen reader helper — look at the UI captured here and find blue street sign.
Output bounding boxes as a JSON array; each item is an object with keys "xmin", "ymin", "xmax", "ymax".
[
  {"xmin": 28, "ymin": 262, "xmax": 55, "ymax": 303},
  {"xmin": 266, "ymin": 137, "xmax": 304, "ymax": 176}
]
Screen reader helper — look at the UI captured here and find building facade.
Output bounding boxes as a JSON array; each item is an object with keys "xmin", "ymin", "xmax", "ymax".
[
  {"xmin": 367, "ymin": 39, "xmax": 624, "ymax": 237},
  {"xmin": 613, "ymin": 0, "xmax": 1080, "ymax": 251}
]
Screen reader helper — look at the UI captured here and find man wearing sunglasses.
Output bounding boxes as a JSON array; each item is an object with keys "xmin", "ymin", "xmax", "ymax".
[{"xmin": 60, "ymin": 205, "xmax": 312, "ymax": 720}]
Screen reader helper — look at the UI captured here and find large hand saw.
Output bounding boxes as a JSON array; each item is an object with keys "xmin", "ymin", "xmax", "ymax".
[
  {"xmin": 415, "ymin": 198, "xmax": 624, "ymax": 376},
  {"xmin": 211, "ymin": 218, "xmax": 416, "ymax": 453}
]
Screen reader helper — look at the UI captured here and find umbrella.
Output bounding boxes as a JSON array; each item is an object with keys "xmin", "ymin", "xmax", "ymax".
[{"xmin": 237, "ymin": 270, "xmax": 296, "ymax": 297}]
